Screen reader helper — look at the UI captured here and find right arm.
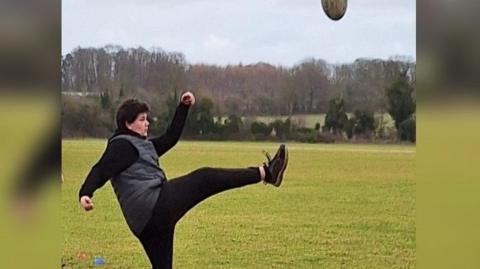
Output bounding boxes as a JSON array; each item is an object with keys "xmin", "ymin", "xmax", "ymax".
[
  {"xmin": 150, "ymin": 91, "xmax": 195, "ymax": 157},
  {"xmin": 149, "ymin": 103, "xmax": 189, "ymax": 157},
  {"xmin": 78, "ymin": 139, "xmax": 138, "ymax": 211}
]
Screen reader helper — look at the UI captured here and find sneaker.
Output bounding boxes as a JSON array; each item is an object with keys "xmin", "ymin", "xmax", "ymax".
[{"xmin": 263, "ymin": 144, "xmax": 288, "ymax": 187}]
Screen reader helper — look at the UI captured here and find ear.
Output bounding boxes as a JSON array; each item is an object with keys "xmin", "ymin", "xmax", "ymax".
[{"xmin": 125, "ymin": 121, "xmax": 133, "ymax": 130}]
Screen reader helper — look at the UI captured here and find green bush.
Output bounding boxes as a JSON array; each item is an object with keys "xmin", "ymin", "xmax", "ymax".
[
  {"xmin": 269, "ymin": 118, "xmax": 291, "ymax": 140},
  {"xmin": 251, "ymin": 121, "xmax": 272, "ymax": 136},
  {"xmin": 223, "ymin": 114, "xmax": 243, "ymax": 135},
  {"xmin": 398, "ymin": 116, "xmax": 416, "ymax": 142},
  {"xmin": 323, "ymin": 97, "xmax": 348, "ymax": 134},
  {"xmin": 62, "ymin": 97, "xmax": 112, "ymax": 137},
  {"xmin": 345, "ymin": 110, "xmax": 376, "ymax": 139},
  {"xmin": 386, "ymin": 72, "xmax": 415, "ymax": 131}
]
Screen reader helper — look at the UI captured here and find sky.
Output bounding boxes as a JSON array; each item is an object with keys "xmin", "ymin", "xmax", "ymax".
[{"xmin": 62, "ymin": 0, "xmax": 416, "ymax": 66}]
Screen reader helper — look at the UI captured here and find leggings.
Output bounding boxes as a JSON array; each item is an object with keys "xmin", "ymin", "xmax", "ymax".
[{"xmin": 137, "ymin": 167, "xmax": 261, "ymax": 269}]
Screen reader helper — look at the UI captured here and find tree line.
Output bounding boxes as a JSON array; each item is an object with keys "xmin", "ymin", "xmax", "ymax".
[{"xmin": 62, "ymin": 45, "xmax": 415, "ymax": 142}]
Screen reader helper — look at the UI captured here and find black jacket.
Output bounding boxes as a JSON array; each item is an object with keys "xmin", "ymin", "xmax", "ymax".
[{"xmin": 78, "ymin": 103, "xmax": 189, "ymax": 200}]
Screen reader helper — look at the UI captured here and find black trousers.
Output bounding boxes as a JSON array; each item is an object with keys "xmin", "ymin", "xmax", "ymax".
[{"xmin": 137, "ymin": 167, "xmax": 261, "ymax": 269}]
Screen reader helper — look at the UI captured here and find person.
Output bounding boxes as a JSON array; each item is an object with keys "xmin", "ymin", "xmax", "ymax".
[{"xmin": 78, "ymin": 92, "xmax": 288, "ymax": 269}]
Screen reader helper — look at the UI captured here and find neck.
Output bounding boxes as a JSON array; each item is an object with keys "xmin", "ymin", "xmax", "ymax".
[{"xmin": 114, "ymin": 128, "xmax": 147, "ymax": 139}]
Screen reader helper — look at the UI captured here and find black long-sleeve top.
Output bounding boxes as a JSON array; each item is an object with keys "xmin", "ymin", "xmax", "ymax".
[{"xmin": 78, "ymin": 103, "xmax": 189, "ymax": 200}]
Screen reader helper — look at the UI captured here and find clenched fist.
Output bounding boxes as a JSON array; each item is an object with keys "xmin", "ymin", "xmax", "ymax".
[
  {"xmin": 80, "ymin": 196, "xmax": 94, "ymax": 211},
  {"xmin": 180, "ymin": 91, "xmax": 195, "ymax": 106}
]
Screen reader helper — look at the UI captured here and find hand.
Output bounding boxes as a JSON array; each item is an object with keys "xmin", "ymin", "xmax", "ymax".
[
  {"xmin": 180, "ymin": 91, "xmax": 195, "ymax": 106},
  {"xmin": 80, "ymin": 196, "xmax": 94, "ymax": 211}
]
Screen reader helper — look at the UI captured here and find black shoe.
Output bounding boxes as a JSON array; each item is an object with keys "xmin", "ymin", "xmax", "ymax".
[{"xmin": 263, "ymin": 144, "xmax": 288, "ymax": 187}]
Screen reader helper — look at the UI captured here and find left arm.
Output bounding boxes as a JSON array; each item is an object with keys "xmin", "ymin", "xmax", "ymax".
[{"xmin": 150, "ymin": 92, "xmax": 194, "ymax": 156}]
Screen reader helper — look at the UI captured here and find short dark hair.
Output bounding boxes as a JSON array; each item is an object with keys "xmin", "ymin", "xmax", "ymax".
[{"xmin": 116, "ymin": 98, "xmax": 150, "ymax": 130}]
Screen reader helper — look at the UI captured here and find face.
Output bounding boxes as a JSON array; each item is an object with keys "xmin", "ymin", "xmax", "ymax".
[{"xmin": 126, "ymin": 112, "xmax": 149, "ymax": 136}]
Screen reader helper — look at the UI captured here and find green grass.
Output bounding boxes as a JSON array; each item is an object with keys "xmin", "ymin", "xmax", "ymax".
[{"xmin": 62, "ymin": 140, "xmax": 415, "ymax": 268}]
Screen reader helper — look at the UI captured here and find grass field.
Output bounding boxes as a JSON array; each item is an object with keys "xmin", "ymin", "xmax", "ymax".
[{"xmin": 62, "ymin": 140, "xmax": 415, "ymax": 268}]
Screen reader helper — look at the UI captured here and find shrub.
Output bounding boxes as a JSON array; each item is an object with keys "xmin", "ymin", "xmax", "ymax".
[
  {"xmin": 223, "ymin": 114, "xmax": 243, "ymax": 135},
  {"xmin": 251, "ymin": 121, "xmax": 272, "ymax": 136},
  {"xmin": 345, "ymin": 110, "xmax": 376, "ymax": 139},
  {"xmin": 324, "ymin": 97, "xmax": 348, "ymax": 134},
  {"xmin": 398, "ymin": 116, "xmax": 416, "ymax": 142},
  {"xmin": 269, "ymin": 118, "xmax": 291, "ymax": 140}
]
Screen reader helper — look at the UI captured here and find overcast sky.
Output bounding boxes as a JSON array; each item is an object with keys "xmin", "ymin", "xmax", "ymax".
[{"xmin": 62, "ymin": 0, "xmax": 415, "ymax": 66}]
